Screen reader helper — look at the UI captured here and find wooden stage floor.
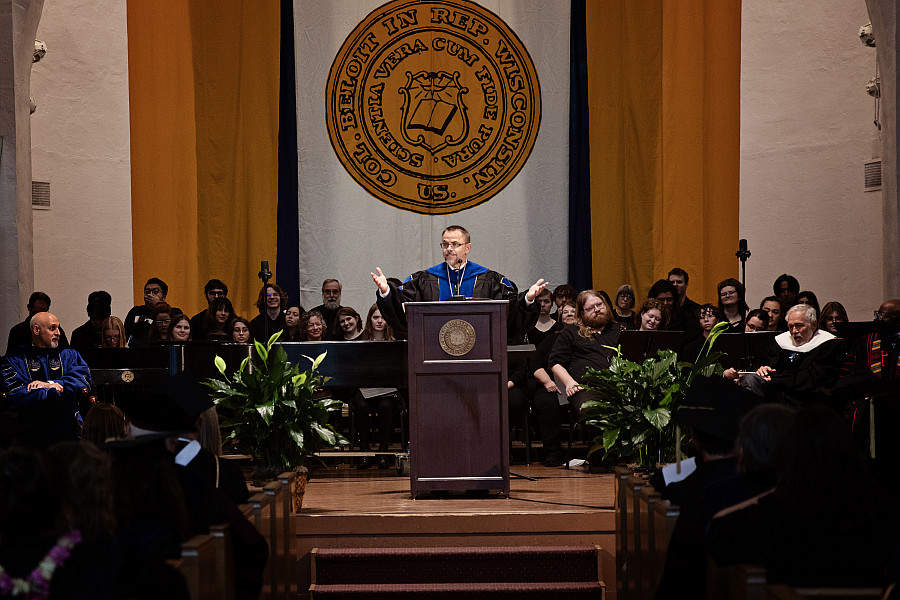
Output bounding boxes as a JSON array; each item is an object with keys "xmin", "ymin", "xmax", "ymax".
[{"xmin": 292, "ymin": 463, "xmax": 618, "ymax": 596}]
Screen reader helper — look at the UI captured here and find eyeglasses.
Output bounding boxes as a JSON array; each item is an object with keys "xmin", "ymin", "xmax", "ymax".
[
  {"xmin": 144, "ymin": 287, "xmax": 163, "ymax": 295},
  {"xmin": 208, "ymin": 290, "xmax": 225, "ymax": 297},
  {"xmin": 875, "ymin": 310, "xmax": 898, "ymax": 320},
  {"xmin": 720, "ymin": 290, "xmax": 738, "ymax": 298},
  {"xmin": 439, "ymin": 242, "xmax": 466, "ymax": 250},
  {"xmin": 583, "ymin": 304, "xmax": 604, "ymax": 313}
]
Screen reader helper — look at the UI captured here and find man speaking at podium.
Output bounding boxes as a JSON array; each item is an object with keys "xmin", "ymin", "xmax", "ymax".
[{"xmin": 370, "ymin": 225, "xmax": 546, "ymax": 340}]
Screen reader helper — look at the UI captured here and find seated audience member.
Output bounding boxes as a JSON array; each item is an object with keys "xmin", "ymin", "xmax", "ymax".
[
  {"xmin": 230, "ymin": 316, "xmax": 252, "ymax": 344},
  {"xmin": 682, "ymin": 304, "xmax": 723, "ymax": 361},
  {"xmin": 70, "ymin": 290, "xmax": 112, "ymax": 351},
  {"xmin": 115, "ymin": 375, "xmax": 266, "ymax": 597},
  {"xmin": 6, "ymin": 291, "xmax": 70, "ymax": 353},
  {"xmin": 532, "ymin": 301, "xmax": 577, "ymax": 466},
  {"xmin": 169, "ymin": 313, "xmax": 192, "ymax": 343},
  {"xmin": 548, "ymin": 290, "xmax": 620, "ymax": 416},
  {"xmin": 311, "ymin": 279, "xmax": 344, "ymax": 337},
  {"xmin": 818, "ymin": 301, "xmax": 848, "ymax": 335},
  {"xmin": 361, "ymin": 304, "xmax": 395, "ymax": 341},
  {"xmin": 283, "ymin": 304, "xmax": 304, "ymax": 342},
  {"xmin": 521, "ymin": 288, "xmax": 558, "ymax": 345},
  {"xmin": 200, "ymin": 297, "xmax": 234, "ymax": 341},
  {"xmin": 100, "ymin": 316, "xmax": 126, "ymax": 348},
  {"xmin": 796, "ymin": 290, "xmax": 820, "ymax": 319},
  {"xmin": 302, "ymin": 310, "xmax": 326, "ymax": 341},
  {"xmin": 145, "ymin": 302, "xmax": 174, "ymax": 344},
  {"xmin": 705, "ymin": 403, "xmax": 795, "ymax": 515},
  {"xmin": 250, "ymin": 283, "xmax": 287, "ymax": 343},
  {"xmin": 760, "ymin": 296, "xmax": 785, "ymax": 331},
  {"xmin": 655, "ymin": 376, "xmax": 757, "ymax": 599},
  {"xmin": 1, "ymin": 312, "xmax": 91, "ymax": 415},
  {"xmin": 744, "ymin": 308, "xmax": 769, "ymax": 332},
  {"xmin": 637, "ymin": 297, "xmax": 667, "ymax": 332},
  {"xmin": 708, "ymin": 406, "xmax": 899, "ymax": 588},
  {"xmin": 613, "ymin": 284, "xmax": 636, "ymax": 329},
  {"xmin": 335, "ymin": 307, "xmax": 364, "ymax": 340},
  {"xmin": 81, "ymin": 402, "xmax": 126, "ymax": 446},
  {"xmin": 740, "ymin": 303, "xmax": 846, "ymax": 406},
  {"xmin": 0, "ymin": 446, "xmax": 121, "ymax": 600},
  {"xmin": 124, "ymin": 278, "xmax": 168, "ymax": 344},
  {"xmin": 668, "ymin": 267, "xmax": 701, "ymax": 317},
  {"xmin": 551, "ymin": 284, "xmax": 577, "ymax": 320},
  {"xmin": 717, "ymin": 277, "xmax": 749, "ymax": 332},
  {"xmin": 189, "ymin": 279, "xmax": 228, "ymax": 340},
  {"xmin": 773, "ymin": 273, "xmax": 800, "ymax": 311}
]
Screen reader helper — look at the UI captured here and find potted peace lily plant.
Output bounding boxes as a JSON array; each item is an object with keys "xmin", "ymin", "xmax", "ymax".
[
  {"xmin": 579, "ymin": 321, "xmax": 730, "ymax": 468},
  {"xmin": 204, "ymin": 330, "xmax": 347, "ymax": 507}
]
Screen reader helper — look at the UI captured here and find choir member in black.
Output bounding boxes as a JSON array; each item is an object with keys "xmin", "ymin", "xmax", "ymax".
[
  {"xmin": 6, "ymin": 291, "xmax": 70, "ymax": 353},
  {"xmin": 717, "ymin": 277, "xmax": 749, "ymax": 332},
  {"xmin": 230, "ymin": 316, "xmax": 252, "ymax": 344},
  {"xmin": 70, "ymin": 290, "xmax": 112, "ymax": 351},
  {"xmin": 283, "ymin": 304, "xmax": 304, "ymax": 341},
  {"xmin": 189, "ymin": 279, "xmax": 228, "ymax": 340},
  {"xmin": 335, "ymin": 307, "xmax": 364, "ymax": 341},
  {"xmin": 548, "ymin": 290, "xmax": 620, "ymax": 417},
  {"xmin": 521, "ymin": 288, "xmax": 559, "ymax": 346},
  {"xmin": 250, "ymin": 283, "xmax": 287, "ymax": 343},
  {"xmin": 100, "ymin": 316, "xmax": 127, "ymax": 348},
  {"xmin": 124, "ymin": 278, "xmax": 167, "ymax": 344},
  {"xmin": 818, "ymin": 301, "xmax": 848, "ymax": 335},
  {"xmin": 302, "ymin": 311, "xmax": 326, "ymax": 342},
  {"xmin": 532, "ymin": 301, "xmax": 576, "ymax": 466},
  {"xmin": 200, "ymin": 297, "xmax": 234, "ymax": 341},
  {"xmin": 169, "ymin": 313, "xmax": 192, "ymax": 343},
  {"xmin": 613, "ymin": 284, "xmax": 636, "ymax": 329},
  {"xmin": 310, "ymin": 279, "xmax": 344, "ymax": 338}
]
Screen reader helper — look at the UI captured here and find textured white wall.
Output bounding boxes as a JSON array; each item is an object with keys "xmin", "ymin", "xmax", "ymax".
[
  {"xmin": 29, "ymin": 0, "xmax": 133, "ymax": 332},
  {"xmin": 740, "ymin": 0, "xmax": 883, "ymax": 319}
]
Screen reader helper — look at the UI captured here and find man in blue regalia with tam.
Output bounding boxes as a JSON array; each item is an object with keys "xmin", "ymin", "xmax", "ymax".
[{"xmin": 370, "ymin": 225, "xmax": 546, "ymax": 340}]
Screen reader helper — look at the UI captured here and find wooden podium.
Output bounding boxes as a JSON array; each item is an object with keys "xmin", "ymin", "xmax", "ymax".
[{"xmin": 406, "ymin": 300, "xmax": 510, "ymax": 498}]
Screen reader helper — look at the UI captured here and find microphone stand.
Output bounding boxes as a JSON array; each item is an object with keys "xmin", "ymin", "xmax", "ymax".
[
  {"xmin": 735, "ymin": 240, "xmax": 752, "ymax": 371},
  {"xmin": 258, "ymin": 260, "xmax": 272, "ymax": 341}
]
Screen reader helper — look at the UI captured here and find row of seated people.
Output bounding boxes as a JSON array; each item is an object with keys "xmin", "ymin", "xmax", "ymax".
[
  {"xmin": 0, "ymin": 374, "xmax": 267, "ymax": 600},
  {"xmin": 647, "ymin": 376, "xmax": 900, "ymax": 598}
]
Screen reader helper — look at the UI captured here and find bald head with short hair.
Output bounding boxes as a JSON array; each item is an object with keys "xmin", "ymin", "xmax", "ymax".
[
  {"xmin": 31, "ymin": 312, "xmax": 61, "ymax": 349},
  {"xmin": 879, "ymin": 299, "xmax": 900, "ymax": 334}
]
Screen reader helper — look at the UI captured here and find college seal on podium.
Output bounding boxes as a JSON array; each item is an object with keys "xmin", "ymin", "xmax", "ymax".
[
  {"xmin": 439, "ymin": 319, "xmax": 476, "ymax": 356},
  {"xmin": 325, "ymin": 0, "xmax": 541, "ymax": 214}
]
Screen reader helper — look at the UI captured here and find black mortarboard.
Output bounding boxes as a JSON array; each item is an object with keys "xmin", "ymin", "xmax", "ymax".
[{"xmin": 676, "ymin": 375, "xmax": 758, "ymax": 442}]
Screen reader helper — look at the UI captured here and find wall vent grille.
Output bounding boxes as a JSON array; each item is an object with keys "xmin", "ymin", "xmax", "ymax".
[
  {"xmin": 864, "ymin": 160, "xmax": 882, "ymax": 191},
  {"xmin": 32, "ymin": 181, "xmax": 50, "ymax": 209}
]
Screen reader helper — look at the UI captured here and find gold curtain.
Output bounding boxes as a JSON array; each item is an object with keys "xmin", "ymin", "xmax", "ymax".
[
  {"xmin": 126, "ymin": 0, "xmax": 280, "ymax": 319},
  {"xmin": 586, "ymin": 0, "xmax": 741, "ymax": 304}
]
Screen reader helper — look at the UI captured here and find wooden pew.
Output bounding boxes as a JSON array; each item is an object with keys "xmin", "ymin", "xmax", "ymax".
[{"xmin": 177, "ymin": 533, "xmax": 218, "ymax": 600}]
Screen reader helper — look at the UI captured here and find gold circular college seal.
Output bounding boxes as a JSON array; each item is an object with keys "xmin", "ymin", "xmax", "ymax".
[
  {"xmin": 121, "ymin": 370, "xmax": 135, "ymax": 383},
  {"xmin": 325, "ymin": 0, "xmax": 541, "ymax": 214},
  {"xmin": 439, "ymin": 319, "xmax": 476, "ymax": 356}
]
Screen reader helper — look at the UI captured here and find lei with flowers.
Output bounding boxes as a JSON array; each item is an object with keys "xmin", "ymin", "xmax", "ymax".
[{"xmin": 0, "ymin": 530, "xmax": 82, "ymax": 598}]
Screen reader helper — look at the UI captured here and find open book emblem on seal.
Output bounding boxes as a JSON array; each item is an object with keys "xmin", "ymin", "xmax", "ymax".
[
  {"xmin": 400, "ymin": 71, "xmax": 469, "ymax": 154},
  {"xmin": 439, "ymin": 319, "xmax": 476, "ymax": 356}
]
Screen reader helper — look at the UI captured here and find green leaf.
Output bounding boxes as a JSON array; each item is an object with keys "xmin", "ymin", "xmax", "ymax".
[
  {"xmin": 602, "ymin": 427, "xmax": 620, "ymax": 451},
  {"xmin": 642, "ymin": 407, "xmax": 671, "ymax": 430},
  {"xmin": 214, "ymin": 355, "xmax": 227, "ymax": 376},
  {"xmin": 239, "ymin": 356, "xmax": 250, "ymax": 374},
  {"xmin": 254, "ymin": 339, "xmax": 268, "ymax": 363},
  {"xmin": 312, "ymin": 351, "xmax": 327, "ymax": 371}
]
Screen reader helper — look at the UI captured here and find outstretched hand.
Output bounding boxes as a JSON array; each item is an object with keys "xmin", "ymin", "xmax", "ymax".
[
  {"xmin": 370, "ymin": 267, "xmax": 389, "ymax": 295},
  {"xmin": 525, "ymin": 278, "xmax": 548, "ymax": 302}
]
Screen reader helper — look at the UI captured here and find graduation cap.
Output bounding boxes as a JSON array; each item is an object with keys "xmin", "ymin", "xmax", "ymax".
[
  {"xmin": 676, "ymin": 375, "xmax": 758, "ymax": 442},
  {"xmin": 117, "ymin": 372, "xmax": 212, "ymax": 436}
]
